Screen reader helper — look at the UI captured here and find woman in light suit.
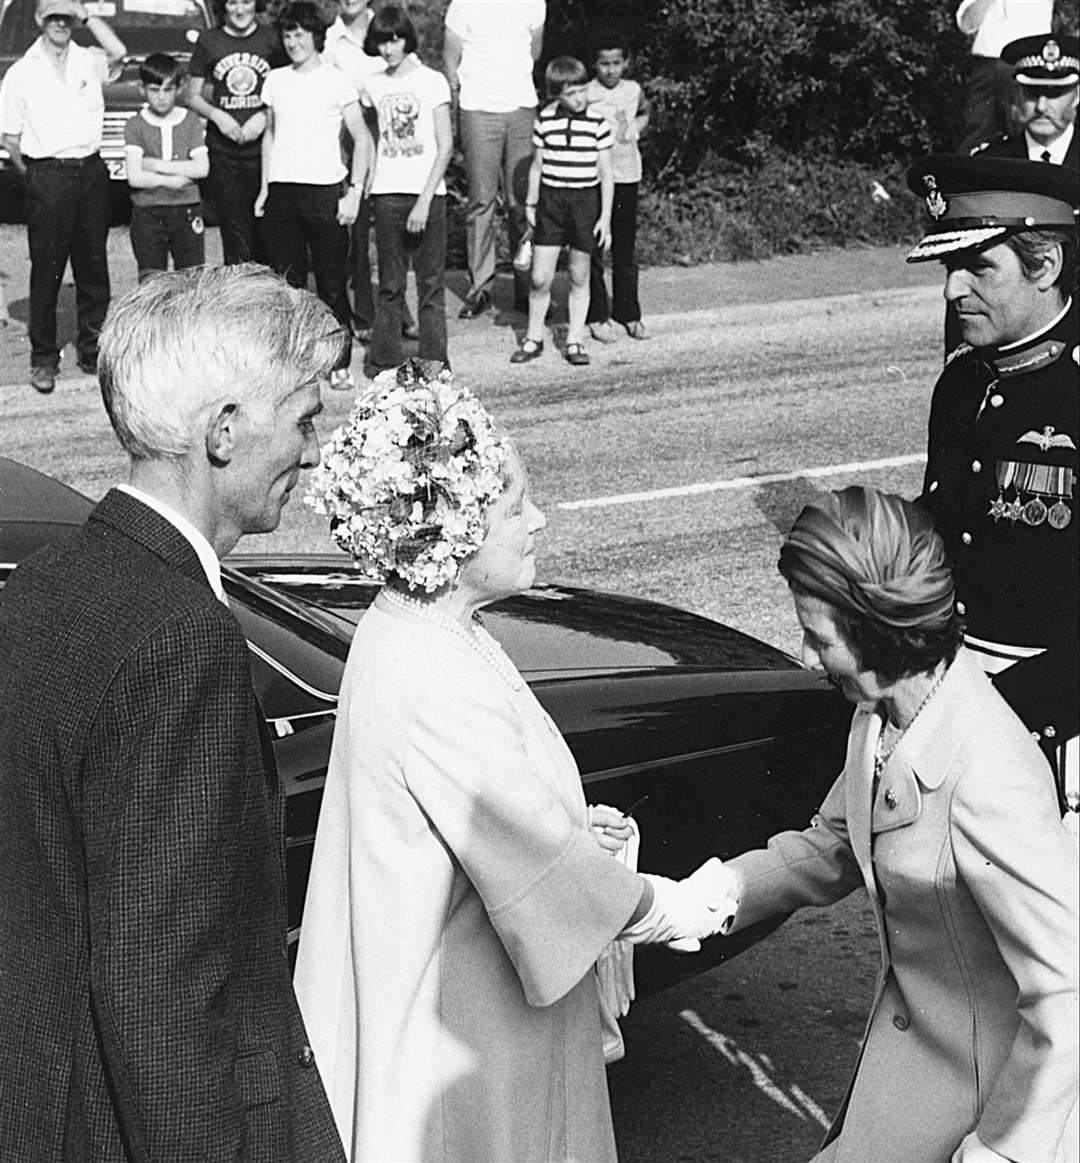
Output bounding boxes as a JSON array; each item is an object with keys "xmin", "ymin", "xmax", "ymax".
[
  {"xmin": 722, "ymin": 486, "xmax": 1078, "ymax": 1163},
  {"xmin": 294, "ymin": 360, "xmax": 737, "ymax": 1162}
]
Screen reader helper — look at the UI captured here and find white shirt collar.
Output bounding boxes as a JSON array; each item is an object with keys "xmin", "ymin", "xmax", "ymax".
[
  {"xmin": 116, "ymin": 483, "xmax": 227, "ymax": 603},
  {"xmin": 998, "ymin": 296, "xmax": 1073, "ymax": 352},
  {"xmin": 1024, "ymin": 122, "xmax": 1074, "ymax": 164}
]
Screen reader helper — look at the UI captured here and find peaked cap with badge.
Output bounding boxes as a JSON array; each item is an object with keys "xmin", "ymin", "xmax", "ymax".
[
  {"xmin": 905, "ymin": 154, "xmax": 1078, "ymax": 262},
  {"xmin": 1002, "ymin": 33, "xmax": 1080, "ymax": 86}
]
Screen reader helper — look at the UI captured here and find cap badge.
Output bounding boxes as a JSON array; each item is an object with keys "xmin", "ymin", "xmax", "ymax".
[
  {"xmin": 1043, "ymin": 39, "xmax": 1061, "ymax": 65},
  {"xmin": 922, "ymin": 174, "xmax": 947, "ymax": 220}
]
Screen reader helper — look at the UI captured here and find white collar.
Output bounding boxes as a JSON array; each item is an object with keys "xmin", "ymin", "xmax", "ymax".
[
  {"xmin": 116, "ymin": 483, "xmax": 227, "ymax": 604},
  {"xmin": 327, "ymin": 13, "xmax": 370, "ymax": 46},
  {"xmin": 139, "ymin": 104, "xmax": 186, "ymax": 127},
  {"xmin": 998, "ymin": 296, "xmax": 1072, "ymax": 352},
  {"xmin": 1024, "ymin": 122, "xmax": 1074, "ymax": 164}
]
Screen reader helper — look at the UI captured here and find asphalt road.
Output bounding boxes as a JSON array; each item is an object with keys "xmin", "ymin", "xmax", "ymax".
[{"xmin": 0, "ymin": 225, "xmax": 946, "ymax": 1160}]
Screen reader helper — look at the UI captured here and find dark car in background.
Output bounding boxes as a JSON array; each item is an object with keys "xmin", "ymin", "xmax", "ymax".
[
  {"xmin": 0, "ymin": 456, "xmax": 851, "ymax": 993},
  {"xmin": 0, "ymin": 0, "xmax": 214, "ymax": 218}
]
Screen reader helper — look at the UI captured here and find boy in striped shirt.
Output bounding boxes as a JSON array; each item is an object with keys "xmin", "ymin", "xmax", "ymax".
[{"xmin": 512, "ymin": 55, "xmax": 612, "ymax": 366}]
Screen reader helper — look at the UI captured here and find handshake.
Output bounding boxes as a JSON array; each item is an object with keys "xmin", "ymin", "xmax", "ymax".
[{"xmin": 622, "ymin": 859, "xmax": 740, "ymax": 953}]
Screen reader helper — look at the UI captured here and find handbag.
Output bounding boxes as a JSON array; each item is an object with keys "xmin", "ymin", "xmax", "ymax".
[{"xmin": 512, "ymin": 227, "xmax": 533, "ymax": 273}]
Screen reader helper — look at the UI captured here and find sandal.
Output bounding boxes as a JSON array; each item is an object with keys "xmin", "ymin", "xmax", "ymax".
[
  {"xmin": 624, "ymin": 320, "xmax": 650, "ymax": 340},
  {"xmin": 564, "ymin": 343, "xmax": 590, "ymax": 366},
  {"xmin": 510, "ymin": 338, "xmax": 544, "ymax": 364}
]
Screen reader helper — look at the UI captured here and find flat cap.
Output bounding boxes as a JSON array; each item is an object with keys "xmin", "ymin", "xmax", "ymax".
[
  {"xmin": 1002, "ymin": 34, "xmax": 1080, "ymax": 86},
  {"xmin": 905, "ymin": 154, "xmax": 1078, "ymax": 262}
]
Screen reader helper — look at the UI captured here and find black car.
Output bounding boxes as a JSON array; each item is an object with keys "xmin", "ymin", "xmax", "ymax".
[{"xmin": 0, "ymin": 456, "xmax": 850, "ymax": 992}]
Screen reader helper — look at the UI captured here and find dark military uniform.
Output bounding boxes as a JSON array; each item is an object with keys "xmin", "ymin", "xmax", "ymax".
[
  {"xmin": 918, "ymin": 303, "xmax": 1079, "ymax": 759},
  {"xmin": 973, "ymin": 130, "xmax": 1079, "ymax": 165}
]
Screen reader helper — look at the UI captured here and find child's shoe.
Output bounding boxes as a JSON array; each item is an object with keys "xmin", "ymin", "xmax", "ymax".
[
  {"xmin": 624, "ymin": 320, "xmax": 650, "ymax": 340},
  {"xmin": 564, "ymin": 343, "xmax": 590, "ymax": 366},
  {"xmin": 589, "ymin": 320, "xmax": 617, "ymax": 343},
  {"xmin": 510, "ymin": 338, "xmax": 544, "ymax": 364}
]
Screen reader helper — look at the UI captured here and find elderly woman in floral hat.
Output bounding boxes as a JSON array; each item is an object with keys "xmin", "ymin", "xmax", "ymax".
[
  {"xmin": 295, "ymin": 360, "xmax": 738, "ymax": 1163},
  {"xmin": 719, "ymin": 486, "xmax": 1078, "ymax": 1163}
]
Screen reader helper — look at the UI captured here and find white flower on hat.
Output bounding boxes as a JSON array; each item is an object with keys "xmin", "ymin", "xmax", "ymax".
[{"xmin": 305, "ymin": 361, "xmax": 510, "ymax": 593}]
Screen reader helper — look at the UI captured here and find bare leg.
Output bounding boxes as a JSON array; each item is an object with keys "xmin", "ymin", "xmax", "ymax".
[{"xmin": 565, "ymin": 248, "xmax": 591, "ymax": 346}]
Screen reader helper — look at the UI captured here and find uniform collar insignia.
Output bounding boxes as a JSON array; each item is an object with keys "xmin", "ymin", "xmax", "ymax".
[
  {"xmin": 989, "ymin": 337, "xmax": 1067, "ymax": 376},
  {"xmin": 922, "ymin": 174, "xmax": 947, "ymax": 220},
  {"xmin": 1017, "ymin": 425, "xmax": 1077, "ymax": 452}
]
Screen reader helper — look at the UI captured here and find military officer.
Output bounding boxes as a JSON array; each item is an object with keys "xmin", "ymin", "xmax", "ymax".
[
  {"xmin": 972, "ymin": 33, "xmax": 1079, "ymax": 164},
  {"xmin": 906, "ymin": 154, "xmax": 1078, "ymax": 823}
]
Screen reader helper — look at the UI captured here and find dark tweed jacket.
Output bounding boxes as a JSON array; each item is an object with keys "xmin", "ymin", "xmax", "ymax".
[{"xmin": 0, "ymin": 490, "xmax": 344, "ymax": 1161}]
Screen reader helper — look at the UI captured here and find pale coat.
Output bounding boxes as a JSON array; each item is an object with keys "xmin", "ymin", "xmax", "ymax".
[
  {"xmin": 727, "ymin": 648, "xmax": 1079, "ymax": 1163},
  {"xmin": 294, "ymin": 595, "xmax": 643, "ymax": 1162}
]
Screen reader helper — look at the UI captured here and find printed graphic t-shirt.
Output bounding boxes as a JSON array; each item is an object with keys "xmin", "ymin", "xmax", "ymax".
[
  {"xmin": 361, "ymin": 63, "xmax": 450, "ymax": 197},
  {"xmin": 188, "ymin": 23, "xmax": 284, "ymax": 157},
  {"xmin": 586, "ymin": 77, "xmax": 642, "ymax": 184}
]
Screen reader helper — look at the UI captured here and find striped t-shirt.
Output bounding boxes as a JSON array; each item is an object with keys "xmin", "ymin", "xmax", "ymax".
[{"xmin": 533, "ymin": 103, "xmax": 613, "ymax": 189}]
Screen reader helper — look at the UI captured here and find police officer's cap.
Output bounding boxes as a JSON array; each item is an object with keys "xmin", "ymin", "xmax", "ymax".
[
  {"xmin": 905, "ymin": 154, "xmax": 1078, "ymax": 262},
  {"xmin": 1002, "ymin": 35, "xmax": 1080, "ymax": 86}
]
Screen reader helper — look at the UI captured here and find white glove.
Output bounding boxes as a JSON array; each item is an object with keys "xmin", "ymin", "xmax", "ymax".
[
  {"xmin": 950, "ymin": 1132, "xmax": 1010, "ymax": 1163},
  {"xmin": 620, "ymin": 858, "xmax": 739, "ymax": 952}
]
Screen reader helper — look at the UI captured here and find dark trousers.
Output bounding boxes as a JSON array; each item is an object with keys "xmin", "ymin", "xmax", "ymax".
[
  {"xmin": 369, "ymin": 193, "xmax": 447, "ymax": 373},
  {"xmin": 206, "ymin": 149, "xmax": 266, "ymax": 265},
  {"xmin": 587, "ymin": 181, "xmax": 641, "ymax": 325},
  {"xmin": 25, "ymin": 154, "xmax": 111, "ymax": 369},
  {"xmin": 349, "ymin": 195, "xmax": 415, "ymax": 333},
  {"xmin": 264, "ymin": 182, "xmax": 352, "ymax": 369},
  {"xmin": 957, "ymin": 56, "xmax": 1017, "ymax": 153},
  {"xmin": 129, "ymin": 202, "xmax": 205, "ymax": 280}
]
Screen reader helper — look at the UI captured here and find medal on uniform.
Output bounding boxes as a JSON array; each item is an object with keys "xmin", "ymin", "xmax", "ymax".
[
  {"xmin": 1047, "ymin": 466, "xmax": 1075, "ymax": 530},
  {"xmin": 1048, "ymin": 501, "xmax": 1072, "ymax": 529},
  {"xmin": 1021, "ymin": 497, "xmax": 1048, "ymax": 525},
  {"xmin": 991, "ymin": 459, "xmax": 1016, "ymax": 521}
]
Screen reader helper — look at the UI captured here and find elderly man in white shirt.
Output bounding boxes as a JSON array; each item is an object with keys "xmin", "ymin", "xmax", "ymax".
[
  {"xmin": 444, "ymin": 0, "xmax": 544, "ymax": 319},
  {"xmin": 955, "ymin": 0, "xmax": 1052, "ymax": 152},
  {"xmin": 0, "ymin": 0, "xmax": 125, "ymax": 394}
]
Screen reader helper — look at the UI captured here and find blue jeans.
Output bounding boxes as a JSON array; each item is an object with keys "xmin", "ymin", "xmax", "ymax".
[{"xmin": 369, "ymin": 193, "xmax": 447, "ymax": 373}]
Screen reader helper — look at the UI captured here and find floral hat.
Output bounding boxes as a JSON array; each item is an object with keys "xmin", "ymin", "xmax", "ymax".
[{"xmin": 305, "ymin": 361, "xmax": 510, "ymax": 593}]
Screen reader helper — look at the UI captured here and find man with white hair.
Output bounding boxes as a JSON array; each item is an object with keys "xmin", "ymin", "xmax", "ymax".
[
  {"xmin": 0, "ymin": 0, "xmax": 125, "ymax": 394},
  {"xmin": 0, "ymin": 265, "xmax": 347, "ymax": 1160}
]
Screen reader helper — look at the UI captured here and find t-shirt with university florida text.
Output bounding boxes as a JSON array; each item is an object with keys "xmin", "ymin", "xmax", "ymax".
[
  {"xmin": 361, "ymin": 61, "xmax": 450, "ymax": 197},
  {"xmin": 188, "ymin": 23, "xmax": 284, "ymax": 158},
  {"xmin": 532, "ymin": 102, "xmax": 612, "ymax": 189},
  {"xmin": 124, "ymin": 106, "xmax": 206, "ymax": 207},
  {"xmin": 586, "ymin": 77, "xmax": 642, "ymax": 184},
  {"xmin": 261, "ymin": 59, "xmax": 358, "ymax": 185}
]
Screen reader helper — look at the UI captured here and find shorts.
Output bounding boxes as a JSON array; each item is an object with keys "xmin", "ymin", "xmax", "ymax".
[{"xmin": 534, "ymin": 184, "xmax": 600, "ymax": 253}]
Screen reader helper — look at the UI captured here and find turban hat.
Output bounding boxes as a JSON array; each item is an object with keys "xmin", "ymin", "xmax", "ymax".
[{"xmin": 778, "ymin": 487, "xmax": 955, "ymax": 630}]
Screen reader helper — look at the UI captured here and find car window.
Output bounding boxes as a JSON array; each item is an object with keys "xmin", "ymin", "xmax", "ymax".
[{"xmin": 0, "ymin": 0, "xmax": 211, "ymax": 57}]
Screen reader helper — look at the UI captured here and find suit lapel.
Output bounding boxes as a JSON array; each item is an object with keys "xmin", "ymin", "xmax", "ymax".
[{"xmin": 846, "ymin": 707, "xmax": 891, "ymax": 970}]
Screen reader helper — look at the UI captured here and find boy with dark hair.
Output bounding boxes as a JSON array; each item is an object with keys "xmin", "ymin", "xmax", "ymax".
[
  {"xmin": 124, "ymin": 53, "xmax": 208, "ymax": 279},
  {"xmin": 512, "ymin": 54, "xmax": 612, "ymax": 367},
  {"xmin": 586, "ymin": 26, "xmax": 650, "ymax": 342}
]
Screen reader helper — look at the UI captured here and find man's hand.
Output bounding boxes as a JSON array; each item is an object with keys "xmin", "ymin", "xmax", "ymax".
[
  {"xmin": 253, "ymin": 187, "xmax": 268, "ymax": 218},
  {"xmin": 337, "ymin": 186, "xmax": 361, "ymax": 227},
  {"xmin": 594, "ymin": 216, "xmax": 611, "ymax": 252}
]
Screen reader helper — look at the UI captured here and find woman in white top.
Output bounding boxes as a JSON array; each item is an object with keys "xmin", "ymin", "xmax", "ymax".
[
  {"xmin": 297, "ymin": 360, "xmax": 738, "ymax": 1162},
  {"xmin": 255, "ymin": 1, "xmax": 364, "ymax": 377}
]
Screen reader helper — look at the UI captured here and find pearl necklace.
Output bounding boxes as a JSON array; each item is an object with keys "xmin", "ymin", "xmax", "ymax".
[
  {"xmin": 874, "ymin": 662, "xmax": 948, "ymax": 777},
  {"xmin": 380, "ymin": 588, "xmax": 524, "ymax": 691}
]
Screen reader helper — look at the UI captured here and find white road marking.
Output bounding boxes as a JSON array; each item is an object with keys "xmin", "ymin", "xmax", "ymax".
[
  {"xmin": 680, "ymin": 1008, "xmax": 831, "ymax": 1129},
  {"xmin": 557, "ymin": 453, "xmax": 928, "ymax": 511}
]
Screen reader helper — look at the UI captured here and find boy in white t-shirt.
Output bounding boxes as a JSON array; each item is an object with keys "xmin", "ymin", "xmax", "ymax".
[
  {"xmin": 124, "ymin": 53, "xmax": 209, "ymax": 280},
  {"xmin": 585, "ymin": 28, "xmax": 650, "ymax": 343},
  {"xmin": 359, "ymin": 6, "xmax": 452, "ymax": 377}
]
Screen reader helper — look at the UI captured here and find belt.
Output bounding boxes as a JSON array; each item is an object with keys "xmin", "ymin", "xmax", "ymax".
[{"xmin": 25, "ymin": 154, "xmax": 101, "ymax": 169}]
